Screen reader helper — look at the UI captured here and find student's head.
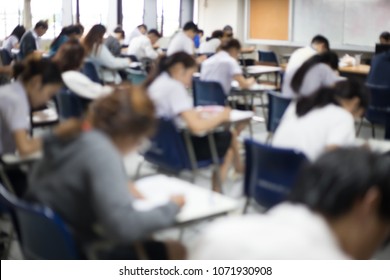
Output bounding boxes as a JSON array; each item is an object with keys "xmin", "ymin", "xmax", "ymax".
[
  {"xmin": 64, "ymin": 25, "xmax": 84, "ymax": 40},
  {"xmin": 74, "ymin": 23, "xmax": 85, "ymax": 36},
  {"xmin": 296, "ymin": 79, "xmax": 369, "ymax": 119},
  {"xmin": 183, "ymin": 21, "xmax": 199, "ymax": 39},
  {"xmin": 113, "ymin": 26, "xmax": 125, "ymax": 40},
  {"xmin": 147, "ymin": 52, "xmax": 197, "ymax": 88},
  {"xmin": 83, "ymin": 24, "xmax": 107, "ymax": 54},
  {"xmin": 198, "ymin": 29, "xmax": 204, "ymax": 37},
  {"xmin": 220, "ymin": 38, "xmax": 242, "ymax": 59},
  {"xmin": 311, "ymin": 35, "xmax": 330, "ymax": 53},
  {"xmin": 291, "ymin": 51, "xmax": 339, "ymax": 94},
  {"xmin": 379, "ymin": 31, "xmax": 390, "ymax": 44},
  {"xmin": 147, "ymin": 29, "xmax": 161, "ymax": 45},
  {"xmin": 137, "ymin": 24, "xmax": 148, "ymax": 34},
  {"xmin": 88, "ymin": 86, "xmax": 156, "ymax": 154},
  {"xmin": 34, "ymin": 20, "xmax": 49, "ymax": 37},
  {"xmin": 13, "ymin": 58, "xmax": 62, "ymax": 109},
  {"xmin": 207, "ymin": 30, "xmax": 224, "ymax": 42},
  {"xmin": 52, "ymin": 39, "xmax": 86, "ymax": 72},
  {"xmin": 222, "ymin": 25, "xmax": 234, "ymax": 42},
  {"xmin": 9, "ymin": 25, "xmax": 26, "ymax": 41},
  {"xmin": 289, "ymin": 148, "xmax": 390, "ymax": 259}
]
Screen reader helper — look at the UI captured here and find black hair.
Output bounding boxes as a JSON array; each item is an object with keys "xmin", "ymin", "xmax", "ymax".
[
  {"xmin": 295, "ymin": 79, "xmax": 370, "ymax": 117},
  {"xmin": 137, "ymin": 24, "xmax": 147, "ymax": 30},
  {"xmin": 144, "ymin": 52, "xmax": 196, "ymax": 87},
  {"xmin": 148, "ymin": 29, "xmax": 161, "ymax": 38},
  {"xmin": 9, "ymin": 25, "xmax": 26, "ymax": 41},
  {"xmin": 183, "ymin": 21, "xmax": 198, "ymax": 32},
  {"xmin": 291, "ymin": 51, "xmax": 339, "ymax": 94},
  {"xmin": 50, "ymin": 25, "xmax": 83, "ymax": 48},
  {"xmin": 289, "ymin": 148, "xmax": 390, "ymax": 221},
  {"xmin": 380, "ymin": 31, "xmax": 390, "ymax": 42},
  {"xmin": 311, "ymin": 35, "xmax": 330, "ymax": 51},
  {"xmin": 206, "ymin": 30, "xmax": 224, "ymax": 41},
  {"xmin": 13, "ymin": 58, "xmax": 63, "ymax": 86},
  {"xmin": 223, "ymin": 25, "xmax": 233, "ymax": 32},
  {"xmin": 220, "ymin": 38, "xmax": 241, "ymax": 51},
  {"xmin": 34, "ymin": 20, "xmax": 49, "ymax": 30},
  {"xmin": 198, "ymin": 29, "xmax": 204, "ymax": 35},
  {"xmin": 113, "ymin": 26, "xmax": 125, "ymax": 38}
]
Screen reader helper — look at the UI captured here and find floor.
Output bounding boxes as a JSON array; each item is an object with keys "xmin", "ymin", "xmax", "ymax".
[{"xmin": 2, "ymin": 106, "xmax": 390, "ymax": 260}]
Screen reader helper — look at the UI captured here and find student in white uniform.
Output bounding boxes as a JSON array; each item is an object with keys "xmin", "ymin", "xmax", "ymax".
[
  {"xmin": 127, "ymin": 29, "xmax": 161, "ymax": 61},
  {"xmin": 147, "ymin": 52, "xmax": 243, "ymax": 192},
  {"xmin": 283, "ymin": 35, "xmax": 329, "ymax": 94},
  {"xmin": 167, "ymin": 21, "xmax": 198, "ymax": 56},
  {"xmin": 200, "ymin": 39, "xmax": 255, "ymax": 95},
  {"xmin": 198, "ymin": 30, "xmax": 223, "ymax": 54},
  {"xmin": 191, "ymin": 148, "xmax": 390, "ymax": 259},
  {"xmin": 83, "ymin": 24, "xmax": 131, "ymax": 84},
  {"xmin": 273, "ymin": 80, "xmax": 369, "ymax": 161},
  {"xmin": 126, "ymin": 24, "xmax": 147, "ymax": 46},
  {"xmin": 283, "ymin": 51, "xmax": 343, "ymax": 98}
]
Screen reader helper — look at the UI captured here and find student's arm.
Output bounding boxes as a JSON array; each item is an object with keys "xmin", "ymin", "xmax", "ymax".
[
  {"xmin": 13, "ymin": 130, "xmax": 42, "ymax": 156},
  {"xmin": 233, "ymin": 74, "xmax": 255, "ymax": 90},
  {"xmin": 180, "ymin": 108, "xmax": 231, "ymax": 134},
  {"xmin": 97, "ymin": 44, "xmax": 131, "ymax": 69},
  {"xmin": 144, "ymin": 40, "xmax": 159, "ymax": 60}
]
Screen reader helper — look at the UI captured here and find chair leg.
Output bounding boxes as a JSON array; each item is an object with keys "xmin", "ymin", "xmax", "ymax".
[
  {"xmin": 207, "ymin": 133, "xmax": 223, "ymax": 194},
  {"xmin": 371, "ymin": 124, "xmax": 376, "ymax": 138},
  {"xmin": 243, "ymin": 197, "xmax": 250, "ymax": 214},
  {"xmin": 266, "ymin": 133, "xmax": 273, "ymax": 144},
  {"xmin": 134, "ymin": 161, "xmax": 143, "ymax": 180},
  {"xmin": 356, "ymin": 119, "xmax": 363, "ymax": 137}
]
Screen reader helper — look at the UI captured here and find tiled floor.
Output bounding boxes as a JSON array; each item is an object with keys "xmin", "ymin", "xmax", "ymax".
[{"xmin": 2, "ymin": 110, "xmax": 389, "ymax": 260}]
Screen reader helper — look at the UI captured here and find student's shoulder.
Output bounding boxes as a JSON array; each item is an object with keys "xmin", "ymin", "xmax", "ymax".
[{"xmin": 323, "ymin": 104, "xmax": 354, "ymax": 122}]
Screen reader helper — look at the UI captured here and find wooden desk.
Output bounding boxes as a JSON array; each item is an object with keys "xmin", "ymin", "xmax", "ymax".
[{"xmin": 339, "ymin": 64, "xmax": 370, "ymax": 75}]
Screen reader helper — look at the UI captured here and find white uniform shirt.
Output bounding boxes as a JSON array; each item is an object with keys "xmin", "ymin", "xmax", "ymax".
[
  {"xmin": 198, "ymin": 38, "xmax": 221, "ymax": 54},
  {"xmin": 147, "ymin": 72, "xmax": 192, "ymax": 126},
  {"xmin": 0, "ymin": 81, "xmax": 30, "ymax": 154},
  {"xmin": 167, "ymin": 31, "xmax": 194, "ymax": 56},
  {"xmin": 127, "ymin": 35, "xmax": 158, "ymax": 60},
  {"xmin": 200, "ymin": 50, "xmax": 243, "ymax": 94},
  {"xmin": 283, "ymin": 63, "xmax": 344, "ymax": 98},
  {"xmin": 126, "ymin": 28, "xmax": 142, "ymax": 46},
  {"xmin": 2, "ymin": 35, "xmax": 19, "ymax": 52},
  {"xmin": 282, "ymin": 46, "xmax": 317, "ymax": 95},
  {"xmin": 190, "ymin": 203, "xmax": 350, "ymax": 260},
  {"xmin": 272, "ymin": 103, "xmax": 355, "ymax": 161}
]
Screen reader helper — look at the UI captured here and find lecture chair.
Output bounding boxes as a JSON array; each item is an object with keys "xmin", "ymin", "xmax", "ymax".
[
  {"xmin": 0, "ymin": 183, "xmax": 82, "ymax": 260},
  {"xmin": 137, "ymin": 118, "xmax": 224, "ymax": 188},
  {"xmin": 360, "ymin": 85, "xmax": 390, "ymax": 139},
  {"xmin": 0, "ymin": 48, "xmax": 13, "ymax": 66},
  {"xmin": 243, "ymin": 139, "xmax": 308, "ymax": 212},
  {"xmin": 266, "ymin": 91, "xmax": 292, "ymax": 142},
  {"xmin": 258, "ymin": 50, "xmax": 279, "ymax": 66},
  {"xmin": 55, "ymin": 88, "xmax": 90, "ymax": 120},
  {"xmin": 192, "ymin": 79, "xmax": 227, "ymax": 107},
  {"xmin": 81, "ymin": 61, "xmax": 103, "ymax": 84}
]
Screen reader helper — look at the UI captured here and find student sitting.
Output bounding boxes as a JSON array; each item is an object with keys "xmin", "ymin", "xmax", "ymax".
[
  {"xmin": 167, "ymin": 21, "xmax": 198, "ymax": 56},
  {"xmin": 198, "ymin": 30, "xmax": 223, "ymax": 55},
  {"xmin": 127, "ymin": 29, "xmax": 161, "ymax": 61},
  {"xmin": 19, "ymin": 20, "xmax": 49, "ymax": 60},
  {"xmin": 126, "ymin": 24, "xmax": 148, "ymax": 46},
  {"xmin": 26, "ymin": 86, "xmax": 185, "ymax": 260},
  {"xmin": 191, "ymin": 148, "xmax": 390, "ymax": 259},
  {"xmin": 104, "ymin": 27, "xmax": 125, "ymax": 57},
  {"xmin": 283, "ymin": 51, "xmax": 343, "ymax": 98},
  {"xmin": 49, "ymin": 25, "xmax": 83, "ymax": 57},
  {"xmin": 0, "ymin": 58, "xmax": 62, "ymax": 157},
  {"xmin": 1, "ymin": 25, "xmax": 26, "ymax": 53},
  {"xmin": 367, "ymin": 43, "xmax": 390, "ymax": 88},
  {"xmin": 273, "ymin": 80, "xmax": 369, "ymax": 161},
  {"xmin": 147, "ymin": 52, "xmax": 243, "ymax": 191},
  {"xmin": 283, "ymin": 35, "xmax": 330, "ymax": 94},
  {"xmin": 200, "ymin": 39, "xmax": 255, "ymax": 95},
  {"xmin": 82, "ymin": 24, "xmax": 131, "ymax": 84}
]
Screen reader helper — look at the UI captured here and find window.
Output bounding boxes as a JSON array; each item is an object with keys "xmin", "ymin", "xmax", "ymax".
[
  {"xmin": 122, "ymin": 0, "xmax": 144, "ymax": 35},
  {"xmin": 31, "ymin": 0, "xmax": 63, "ymax": 39},
  {"xmin": 0, "ymin": 1, "xmax": 23, "ymax": 40},
  {"xmin": 157, "ymin": 0, "xmax": 181, "ymax": 37},
  {"xmin": 74, "ymin": 0, "xmax": 110, "ymax": 33}
]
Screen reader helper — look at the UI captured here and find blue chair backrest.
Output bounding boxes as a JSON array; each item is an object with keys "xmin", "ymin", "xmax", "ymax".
[
  {"xmin": 193, "ymin": 79, "xmax": 227, "ymax": 106},
  {"xmin": 267, "ymin": 91, "xmax": 291, "ymax": 133},
  {"xmin": 144, "ymin": 119, "xmax": 192, "ymax": 172},
  {"xmin": 365, "ymin": 85, "xmax": 390, "ymax": 125},
  {"xmin": 244, "ymin": 139, "xmax": 308, "ymax": 209},
  {"xmin": 0, "ymin": 183, "xmax": 80, "ymax": 259},
  {"xmin": 56, "ymin": 88, "xmax": 89, "ymax": 120},
  {"xmin": 81, "ymin": 61, "xmax": 102, "ymax": 84},
  {"xmin": 258, "ymin": 50, "xmax": 278, "ymax": 65},
  {"xmin": 0, "ymin": 49, "xmax": 13, "ymax": 65}
]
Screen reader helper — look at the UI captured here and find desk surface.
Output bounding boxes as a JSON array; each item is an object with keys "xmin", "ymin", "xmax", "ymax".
[
  {"xmin": 231, "ymin": 81, "xmax": 277, "ymax": 92},
  {"xmin": 245, "ymin": 65, "xmax": 282, "ymax": 75},
  {"xmin": 134, "ymin": 175, "xmax": 239, "ymax": 224},
  {"xmin": 356, "ymin": 138, "xmax": 390, "ymax": 153},
  {"xmin": 339, "ymin": 64, "xmax": 370, "ymax": 75}
]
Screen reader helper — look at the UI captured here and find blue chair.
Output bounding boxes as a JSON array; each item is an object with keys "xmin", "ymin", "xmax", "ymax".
[
  {"xmin": 193, "ymin": 79, "xmax": 227, "ymax": 106},
  {"xmin": 243, "ymin": 139, "xmax": 308, "ymax": 212},
  {"xmin": 127, "ymin": 69, "xmax": 147, "ymax": 85},
  {"xmin": 0, "ymin": 49, "xmax": 13, "ymax": 66},
  {"xmin": 364, "ymin": 85, "xmax": 390, "ymax": 139},
  {"xmin": 81, "ymin": 61, "xmax": 102, "ymax": 84},
  {"xmin": 139, "ymin": 119, "xmax": 222, "ymax": 181},
  {"xmin": 0, "ymin": 183, "xmax": 81, "ymax": 259},
  {"xmin": 55, "ymin": 88, "xmax": 90, "ymax": 120},
  {"xmin": 258, "ymin": 50, "xmax": 279, "ymax": 65},
  {"xmin": 266, "ymin": 91, "xmax": 291, "ymax": 139}
]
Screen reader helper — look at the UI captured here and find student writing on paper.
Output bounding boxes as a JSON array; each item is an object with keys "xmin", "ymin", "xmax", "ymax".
[
  {"xmin": 26, "ymin": 86, "xmax": 186, "ymax": 260},
  {"xmin": 273, "ymin": 80, "xmax": 369, "ymax": 161},
  {"xmin": 1, "ymin": 25, "xmax": 26, "ymax": 53},
  {"xmin": 198, "ymin": 30, "xmax": 223, "ymax": 54},
  {"xmin": 191, "ymin": 148, "xmax": 390, "ymax": 259},
  {"xmin": 127, "ymin": 29, "xmax": 162, "ymax": 61},
  {"xmin": 18, "ymin": 20, "xmax": 49, "ymax": 60},
  {"xmin": 146, "ymin": 52, "xmax": 243, "ymax": 192}
]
